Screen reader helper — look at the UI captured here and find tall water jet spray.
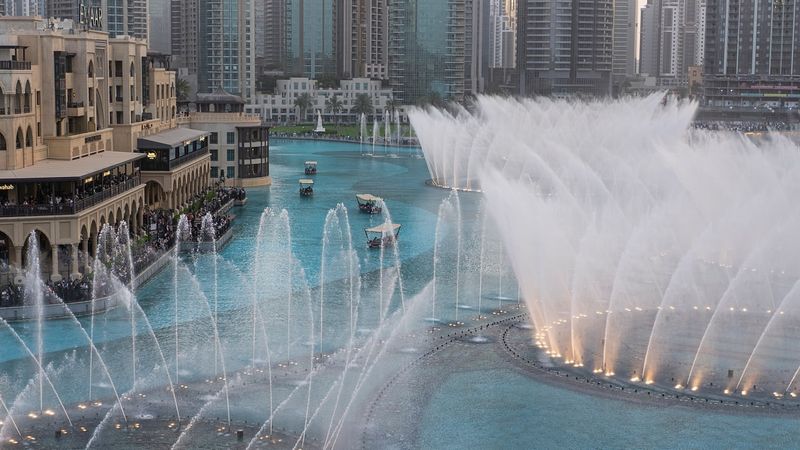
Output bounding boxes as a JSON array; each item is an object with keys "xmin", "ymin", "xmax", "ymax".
[
  {"xmin": 22, "ymin": 230, "xmax": 45, "ymax": 412},
  {"xmin": 114, "ymin": 221, "xmax": 137, "ymax": 390},
  {"xmin": 360, "ymin": 113, "xmax": 367, "ymax": 154},
  {"xmin": 174, "ymin": 215, "xmax": 191, "ymax": 387},
  {"xmin": 372, "ymin": 118, "xmax": 379, "ymax": 156},
  {"xmin": 384, "ymin": 110, "xmax": 391, "ymax": 156}
]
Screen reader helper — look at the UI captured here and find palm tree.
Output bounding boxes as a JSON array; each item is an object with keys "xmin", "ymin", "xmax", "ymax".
[
  {"xmin": 176, "ymin": 78, "xmax": 190, "ymax": 103},
  {"xmin": 325, "ymin": 94, "xmax": 343, "ymax": 124},
  {"xmin": 385, "ymin": 97, "xmax": 399, "ymax": 116},
  {"xmin": 294, "ymin": 93, "xmax": 313, "ymax": 124},
  {"xmin": 351, "ymin": 93, "xmax": 374, "ymax": 120}
]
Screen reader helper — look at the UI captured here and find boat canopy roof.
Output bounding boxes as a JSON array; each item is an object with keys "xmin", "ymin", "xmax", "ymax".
[
  {"xmin": 365, "ymin": 223, "xmax": 401, "ymax": 234},
  {"xmin": 305, "ymin": 161, "xmax": 318, "ymax": 165},
  {"xmin": 356, "ymin": 193, "xmax": 382, "ymax": 202},
  {"xmin": 299, "ymin": 179, "xmax": 314, "ymax": 185}
]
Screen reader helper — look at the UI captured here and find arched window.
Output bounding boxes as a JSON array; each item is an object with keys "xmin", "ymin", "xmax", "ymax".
[
  {"xmin": 14, "ymin": 81, "xmax": 22, "ymax": 114},
  {"xmin": 15, "ymin": 128, "xmax": 23, "ymax": 148},
  {"xmin": 0, "ymin": 133, "xmax": 7, "ymax": 151},
  {"xmin": 23, "ymin": 81, "xmax": 31, "ymax": 113},
  {"xmin": 25, "ymin": 126, "xmax": 33, "ymax": 147},
  {"xmin": 88, "ymin": 60, "xmax": 94, "ymax": 78}
]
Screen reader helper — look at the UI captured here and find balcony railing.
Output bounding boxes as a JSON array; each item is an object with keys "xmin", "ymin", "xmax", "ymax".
[
  {"xmin": 0, "ymin": 176, "xmax": 141, "ymax": 218},
  {"xmin": 0, "ymin": 60, "xmax": 32, "ymax": 70},
  {"xmin": 140, "ymin": 147, "xmax": 209, "ymax": 171}
]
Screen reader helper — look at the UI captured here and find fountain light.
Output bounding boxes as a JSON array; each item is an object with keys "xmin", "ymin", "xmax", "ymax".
[
  {"xmin": 79, "ymin": 426, "xmax": 88, "ymax": 432},
  {"xmin": 773, "ymin": 392, "xmax": 783, "ymax": 398},
  {"xmin": 133, "ymin": 423, "xmax": 141, "ymax": 429},
  {"xmin": 790, "ymin": 392, "xmax": 798, "ymax": 398},
  {"xmin": 690, "ymin": 386, "xmax": 698, "ymax": 392},
  {"xmin": 8, "ymin": 438, "xmax": 18, "ymax": 444},
  {"xmin": 723, "ymin": 389, "xmax": 731, "ymax": 395},
  {"xmin": 674, "ymin": 384, "xmax": 683, "ymax": 389},
  {"xmin": 27, "ymin": 412, "xmax": 38, "ymax": 419},
  {"xmin": 593, "ymin": 369, "xmax": 603, "ymax": 374},
  {"xmin": 43, "ymin": 409, "xmax": 55, "ymax": 416},
  {"xmin": 645, "ymin": 380, "xmax": 654, "ymax": 385},
  {"xmin": 93, "ymin": 401, "xmax": 103, "ymax": 407},
  {"xmin": 168, "ymin": 422, "xmax": 177, "ymax": 429},
  {"xmin": 741, "ymin": 390, "xmax": 748, "ymax": 396},
  {"xmin": 24, "ymin": 436, "xmax": 35, "ymax": 441},
  {"xmin": 605, "ymin": 371, "xmax": 615, "ymax": 377},
  {"xmin": 630, "ymin": 376, "xmax": 640, "ymax": 382},
  {"xmin": 115, "ymin": 424, "xmax": 122, "ymax": 430}
]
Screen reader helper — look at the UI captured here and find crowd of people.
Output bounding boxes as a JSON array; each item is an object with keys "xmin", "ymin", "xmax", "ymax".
[
  {"xmin": 0, "ymin": 185, "xmax": 246, "ymax": 307},
  {"xmin": 0, "ymin": 173, "xmax": 137, "ymax": 214},
  {"xmin": 693, "ymin": 120, "xmax": 795, "ymax": 132}
]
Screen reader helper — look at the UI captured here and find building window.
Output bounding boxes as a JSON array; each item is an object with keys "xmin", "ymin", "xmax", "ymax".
[
  {"xmin": 115, "ymin": 61, "xmax": 123, "ymax": 77},
  {"xmin": 210, "ymin": 132, "xmax": 218, "ymax": 144},
  {"xmin": 210, "ymin": 149, "xmax": 218, "ymax": 161},
  {"xmin": 227, "ymin": 149, "xmax": 235, "ymax": 161},
  {"xmin": 211, "ymin": 166, "xmax": 218, "ymax": 178},
  {"xmin": 36, "ymin": 122, "xmax": 40, "ymax": 136},
  {"xmin": 36, "ymin": 91, "xmax": 40, "ymax": 106},
  {"xmin": 116, "ymin": 111, "xmax": 123, "ymax": 123},
  {"xmin": 226, "ymin": 132, "xmax": 235, "ymax": 144},
  {"xmin": 227, "ymin": 166, "xmax": 235, "ymax": 178}
]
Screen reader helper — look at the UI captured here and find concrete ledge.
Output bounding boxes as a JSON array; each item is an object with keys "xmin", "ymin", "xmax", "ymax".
[{"xmin": 0, "ymin": 290, "xmax": 123, "ymax": 322}]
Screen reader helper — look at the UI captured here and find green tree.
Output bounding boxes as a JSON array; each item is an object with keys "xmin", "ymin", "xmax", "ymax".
[
  {"xmin": 351, "ymin": 93, "xmax": 374, "ymax": 119},
  {"xmin": 325, "ymin": 94, "xmax": 344, "ymax": 124},
  {"xmin": 293, "ymin": 93, "xmax": 313, "ymax": 123}
]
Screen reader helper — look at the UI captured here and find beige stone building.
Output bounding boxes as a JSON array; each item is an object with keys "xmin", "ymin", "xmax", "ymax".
[
  {"xmin": 179, "ymin": 88, "xmax": 270, "ymax": 188},
  {"xmin": 0, "ymin": 17, "xmax": 210, "ymax": 283}
]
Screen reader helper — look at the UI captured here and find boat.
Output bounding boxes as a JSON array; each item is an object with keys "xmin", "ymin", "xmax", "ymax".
[
  {"xmin": 304, "ymin": 161, "xmax": 318, "ymax": 175},
  {"xmin": 365, "ymin": 223, "xmax": 400, "ymax": 249},
  {"xmin": 356, "ymin": 193, "xmax": 383, "ymax": 214},
  {"xmin": 299, "ymin": 179, "xmax": 314, "ymax": 196}
]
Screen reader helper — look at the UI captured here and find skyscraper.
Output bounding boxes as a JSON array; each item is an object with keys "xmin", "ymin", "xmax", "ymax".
[
  {"xmin": 705, "ymin": 0, "xmax": 798, "ymax": 76},
  {"xmin": 105, "ymin": 0, "xmax": 148, "ymax": 40},
  {"xmin": 612, "ymin": 0, "xmax": 637, "ymax": 80},
  {"xmin": 171, "ymin": 0, "xmax": 199, "ymax": 75},
  {"xmin": 388, "ymin": 0, "xmax": 469, "ymax": 104},
  {"xmin": 516, "ymin": 0, "xmax": 613, "ymax": 96},
  {"xmin": 5, "ymin": 0, "xmax": 43, "ymax": 16},
  {"xmin": 703, "ymin": 0, "xmax": 800, "ymax": 110},
  {"xmin": 253, "ymin": 0, "xmax": 287, "ymax": 74},
  {"xmin": 286, "ymin": 0, "xmax": 336, "ymax": 79},
  {"xmin": 489, "ymin": 0, "xmax": 515, "ymax": 69},
  {"xmin": 148, "ymin": 0, "xmax": 171, "ymax": 53},
  {"xmin": 638, "ymin": 0, "xmax": 705, "ymax": 86},
  {"xmin": 196, "ymin": 0, "xmax": 255, "ymax": 99},
  {"xmin": 336, "ymin": 0, "xmax": 389, "ymax": 80}
]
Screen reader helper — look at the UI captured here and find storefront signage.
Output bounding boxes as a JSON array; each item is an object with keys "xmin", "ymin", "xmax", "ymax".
[
  {"xmin": 79, "ymin": 3, "xmax": 103, "ymax": 30},
  {"xmin": 0, "ymin": 184, "xmax": 13, "ymax": 190},
  {"xmin": 146, "ymin": 152, "xmax": 157, "ymax": 160}
]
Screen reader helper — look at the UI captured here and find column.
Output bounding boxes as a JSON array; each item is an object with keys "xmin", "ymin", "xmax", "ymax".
[
  {"xmin": 50, "ymin": 244, "xmax": 60, "ymax": 281},
  {"xmin": 82, "ymin": 236, "xmax": 90, "ymax": 273},
  {"xmin": 70, "ymin": 244, "xmax": 79, "ymax": 278},
  {"xmin": 13, "ymin": 245, "xmax": 22, "ymax": 272}
]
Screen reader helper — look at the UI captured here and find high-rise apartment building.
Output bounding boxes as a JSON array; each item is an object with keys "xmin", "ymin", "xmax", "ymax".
[
  {"xmin": 44, "ymin": 0, "xmax": 147, "ymax": 40},
  {"xmin": 336, "ymin": 0, "xmax": 389, "ymax": 80},
  {"xmin": 612, "ymin": 0, "xmax": 637, "ymax": 80},
  {"xmin": 171, "ymin": 0, "xmax": 254, "ymax": 100},
  {"xmin": 703, "ymin": 0, "xmax": 800, "ymax": 110},
  {"xmin": 638, "ymin": 0, "xmax": 705, "ymax": 87},
  {"xmin": 286, "ymin": 0, "xmax": 336, "ymax": 79},
  {"xmin": 148, "ymin": 0, "xmax": 170, "ymax": 53},
  {"xmin": 388, "ymin": 0, "xmax": 469, "ymax": 104},
  {"xmin": 516, "ymin": 0, "xmax": 613, "ymax": 96},
  {"xmin": 170, "ymin": 0, "xmax": 199, "ymax": 76},
  {"xmin": 489, "ymin": 0, "xmax": 515, "ymax": 69},
  {"xmin": 4, "ymin": 0, "xmax": 43, "ymax": 16},
  {"xmin": 254, "ymin": 0, "xmax": 287, "ymax": 74}
]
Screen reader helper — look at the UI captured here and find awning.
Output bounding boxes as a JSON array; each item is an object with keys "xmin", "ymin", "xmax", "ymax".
[
  {"xmin": 0, "ymin": 151, "xmax": 145, "ymax": 182},
  {"xmin": 137, "ymin": 127, "xmax": 209, "ymax": 150},
  {"xmin": 356, "ymin": 193, "xmax": 382, "ymax": 202},
  {"xmin": 299, "ymin": 179, "xmax": 314, "ymax": 185},
  {"xmin": 365, "ymin": 223, "xmax": 401, "ymax": 234},
  {"xmin": 304, "ymin": 161, "xmax": 317, "ymax": 165}
]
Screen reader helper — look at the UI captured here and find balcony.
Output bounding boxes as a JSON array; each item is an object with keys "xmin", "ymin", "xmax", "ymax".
[
  {"xmin": 0, "ymin": 60, "xmax": 31, "ymax": 71},
  {"xmin": 0, "ymin": 176, "xmax": 141, "ymax": 218},
  {"xmin": 67, "ymin": 101, "xmax": 85, "ymax": 117}
]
